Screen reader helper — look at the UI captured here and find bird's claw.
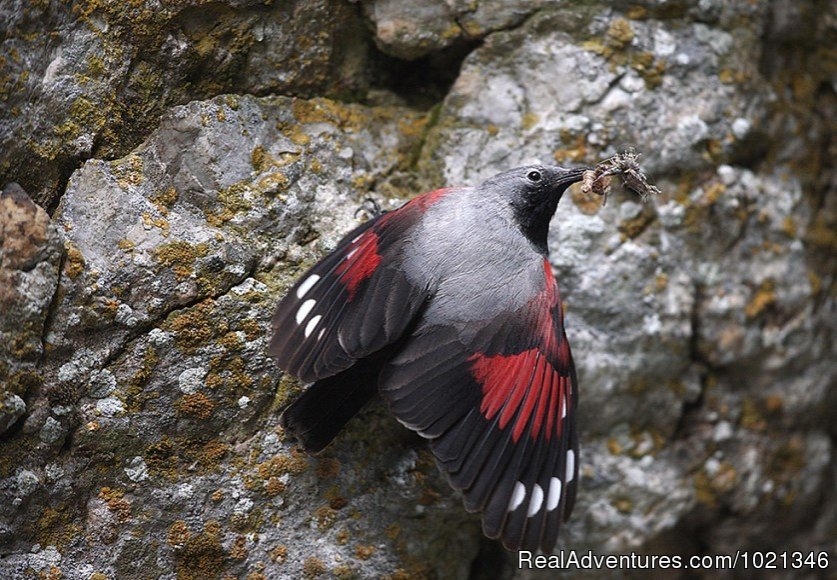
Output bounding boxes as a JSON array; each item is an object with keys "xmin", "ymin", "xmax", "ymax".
[{"xmin": 355, "ymin": 197, "xmax": 384, "ymax": 219}]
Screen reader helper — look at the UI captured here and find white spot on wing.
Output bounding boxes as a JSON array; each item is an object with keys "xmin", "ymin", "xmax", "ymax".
[
  {"xmin": 566, "ymin": 450, "xmax": 575, "ymax": 482},
  {"xmin": 345, "ymin": 247, "xmax": 359, "ymax": 260},
  {"xmin": 547, "ymin": 477, "xmax": 562, "ymax": 511},
  {"xmin": 507, "ymin": 481, "xmax": 526, "ymax": 512},
  {"xmin": 296, "ymin": 275, "xmax": 320, "ymax": 299},
  {"xmin": 304, "ymin": 315, "xmax": 322, "ymax": 338},
  {"xmin": 562, "ymin": 393, "xmax": 567, "ymax": 418},
  {"xmin": 527, "ymin": 483, "xmax": 544, "ymax": 517},
  {"xmin": 317, "ymin": 328, "xmax": 325, "ymax": 341},
  {"xmin": 295, "ymin": 299, "xmax": 316, "ymax": 324}
]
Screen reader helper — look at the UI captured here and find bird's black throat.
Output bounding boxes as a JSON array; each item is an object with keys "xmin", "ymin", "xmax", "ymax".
[{"xmin": 512, "ymin": 192, "xmax": 564, "ymax": 254}]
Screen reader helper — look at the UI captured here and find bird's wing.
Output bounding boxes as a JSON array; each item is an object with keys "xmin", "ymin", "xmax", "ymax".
[
  {"xmin": 379, "ymin": 258, "xmax": 579, "ymax": 553},
  {"xmin": 269, "ymin": 189, "xmax": 451, "ymax": 383}
]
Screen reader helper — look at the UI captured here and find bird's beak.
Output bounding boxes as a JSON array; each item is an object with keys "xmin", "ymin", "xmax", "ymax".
[{"xmin": 553, "ymin": 166, "xmax": 591, "ymax": 187}]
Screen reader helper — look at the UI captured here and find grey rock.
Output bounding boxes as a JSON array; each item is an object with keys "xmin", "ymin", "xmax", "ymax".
[
  {"xmin": 0, "ymin": 183, "xmax": 63, "ymax": 435},
  {"xmin": 0, "ymin": 393, "xmax": 25, "ymax": 434},
  {"xmin": 414, "ymin": 0, "xmax": 835, "ymax": 562},
  {"xmin": 38, "ymin": 417, "xmax": 65, "ymax": 445},
  {"xmin": 1, "ymin": 94, "xmax": 476, "ymax": 578},
  {"xmin": 0, "ymin": 0, "xmax": 371, "ymax": 207},
  {"xmin": 362, "ymin": 0, "xmax": 547, "ymax": 59}
]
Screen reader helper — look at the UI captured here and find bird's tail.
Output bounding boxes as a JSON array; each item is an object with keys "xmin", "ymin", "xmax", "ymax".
[{"xmin": 279, "ymin": 359, "xmax": 381, "ymax": 453}]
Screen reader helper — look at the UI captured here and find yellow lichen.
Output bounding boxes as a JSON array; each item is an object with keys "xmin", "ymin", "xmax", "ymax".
[
  {"xmin": 206, "ymin": 182, "xmax": 252, "ymax": 225},
  {"xmin": 569, "ymin": 186, "xmax": 601, "ymax": 216},
  {"xmin": 122, "ymin": 346, "xmax": 158, "ymax": 412},
  {"xmin": 384, "ymin": 524, "xmax": 401, "ymax": 540},
  {"xmin": 607, "ymin": 18, "xmax": 635, "ymax": 49},
  {"xmin": 176, "ymin": 521, "xmax": 225, "ymax": 580},
  {"xmin": 612, "ymin": 496, "xmax": 633, "ymax": 513},
  {"xmin": 229, "ymin": 536, "xmax": 247, "ymax": 560},
  {"xmin": 302, "ymin": 557, "xmax": 327, "ymax": 579},
  {"xmin": 354, "ymin": 544, "xmax": 375, "ymax": 560},
  {"xmin": 251, "ymin": 145, "xmax": 268, "ymax": 173},
  {"xmin": 165, "ymin": 300, "xmax": 223, "ymax": 353},
  {"xmin": 744, "ymin": 280, "xmax": 776, "ymax": 318},
  {"xmin": 65, "ymin": 242, "xmax": 86, "ymax": 278},
  {"xmin": 176, "ymin": 392, "xmax": 215, "ymax": 419},
  {"xmin": 740, "ymin": 398, "xmax": 766, "ymax": 430},
  {"xmin": 314, "ymin": 506, "xmax": 339, "ymax": 531},
  {"xmin": 151, "ymin": 186, "xmax": 179, "ymax": 214},
  {"xmin": 257, "ymin": 451, "xmax": 309, "ymax": 479},
  {"xmin": 315, "ymin": 457, "xmax": 340, "ymax": 479},
  {"xmin": 167, "ymin": 520, "xmax": 191, "ymax": 547},
  {"xmin": 113, "ymin": 153, "xmax": 144, "ymax": 188},
  {"xmin": 619, "ymin": 210, "xmax": 655, "ymax": 240},
  {"xmin": 153, "ymin": 241, "xmax": 210, "ymax": 277},
  {"xmin": 270, "ymin": 545, "xmax": 288, "ymax": 564},
  {"xmin": 98, "ymin": 487, "xmax": 132, "ymax": 522},
  {"xmin": 265, "ymin": 477, "xmax": 285, "ymax": 497},
  {"xmin": 521, "ymin": 111, "xmax": 539, "ymax": 130}
]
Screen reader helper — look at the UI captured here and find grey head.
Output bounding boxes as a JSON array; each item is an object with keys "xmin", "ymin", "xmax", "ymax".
[{"xmin": 480, "ymin": 164, "xmax": 588, "ymax": 254}]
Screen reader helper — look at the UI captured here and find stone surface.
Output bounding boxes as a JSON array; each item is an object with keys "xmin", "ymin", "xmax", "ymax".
[
  {"xmin": 2, "ymin": 94, "xmax": 474, "ymax": 578},
  {"xmin": 0, "ymin": 0, "xmax": 835, "ymax": 578},
  {"xmin": 361, "ymin": 0, "xmax": 543, "ymax": 60},
  {"xmin": 0, "ymin": 0, "xmax": 370, "ymax": 208},
  {"xmin": 0, "ymin": 183, "xmax": 63, "ymax": 436}
]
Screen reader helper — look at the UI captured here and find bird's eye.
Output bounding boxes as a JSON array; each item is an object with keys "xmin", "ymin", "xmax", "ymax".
[{"xmin": 527, "ymin": 170, "xmax": 542, "ymax": 183}]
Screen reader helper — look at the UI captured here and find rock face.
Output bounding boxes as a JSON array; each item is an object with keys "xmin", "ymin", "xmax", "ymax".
[
  {"xmin": 0, "ymin": 184, "xmax": 63, "ymax": 436},
  {"xmin": 0, "ymin": 1, "xmax": 834, "ymax": 579},
  {"xmin": 0, "ymin": 0, "xmax": 370, "ymax": 208}
]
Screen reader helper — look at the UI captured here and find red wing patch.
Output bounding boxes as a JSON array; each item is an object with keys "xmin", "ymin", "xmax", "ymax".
[
  {"xmin": 471, "ymin": 350, "xmax": 569, "ymax": 442},
  {"xmin": 470, "ymin": 258, "xmax": 572, "ymax": 442},
  {"xmin": 333, "ymin": 188, "xmax": 450, "ymax": 300},
  {"xmin": 270, "ymin": 185, "xmax": 454, "ymax": 382},
  {"xmin": 335, "ymin": 231, "xmax": 381, "ymax": 300}
]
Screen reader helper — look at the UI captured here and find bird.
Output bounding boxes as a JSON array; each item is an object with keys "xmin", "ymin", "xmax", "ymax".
[{"xmin": 269, "ymin": 164, "xmax": 586, "ymax": 552}]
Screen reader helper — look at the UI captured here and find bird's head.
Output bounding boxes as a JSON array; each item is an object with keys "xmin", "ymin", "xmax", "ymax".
[{"xmin": 481, "ymin": 165, "xmax": 588, "ymax": 254}]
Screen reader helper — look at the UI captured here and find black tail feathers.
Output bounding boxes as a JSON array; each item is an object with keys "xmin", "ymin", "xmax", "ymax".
[{"xmin": 279, "ymin": 360, "xmax": 381, "ymax": 453}]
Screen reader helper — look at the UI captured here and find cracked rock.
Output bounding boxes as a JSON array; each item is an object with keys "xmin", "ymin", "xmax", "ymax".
[
  {"xmin": 0, "ymin": 0, "xmax": 371, "ymax": 207},
  {"xmin": 0, "ymin": 183, "xmax": 63, "ymax": 435}
]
